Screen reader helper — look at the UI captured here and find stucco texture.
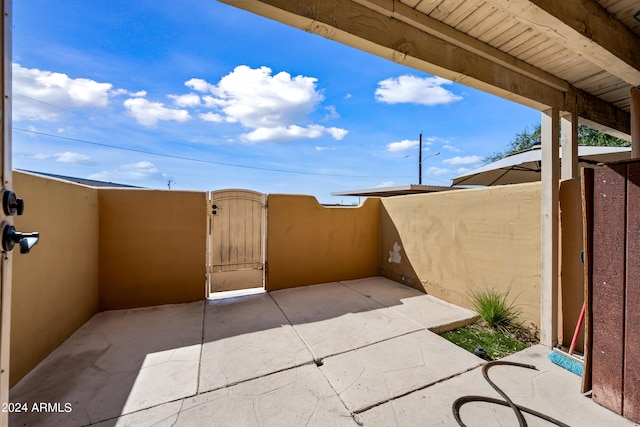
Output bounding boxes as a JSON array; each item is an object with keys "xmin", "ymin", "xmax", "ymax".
[
  {"xmin": 11, "ymin": 172, "xmax": 100, "ymax": 387},
  {"xmin": 266, "ymin": 195, "xmax": 380, "ymax": 290},
  {"xmin": 98, "ymin": 189, "xmax": 207, "ymax": 310},
  {"xmin": 380, "ymin": 183, "xmax": 542, "ymax": 328}
]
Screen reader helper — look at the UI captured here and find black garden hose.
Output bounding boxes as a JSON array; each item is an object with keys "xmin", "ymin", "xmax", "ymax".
[{"xmin": 452, "ymin": 361, "xmax": 571, "ymax": 427}]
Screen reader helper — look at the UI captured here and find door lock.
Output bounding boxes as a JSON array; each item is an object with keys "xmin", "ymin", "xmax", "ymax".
[
  {"xmin": 1, "ymin": 221, "xmax": 39, "ymax": 254},
  {"xmin": 2, "ymin": 190, "xmax": 24, "ymax": 216}
]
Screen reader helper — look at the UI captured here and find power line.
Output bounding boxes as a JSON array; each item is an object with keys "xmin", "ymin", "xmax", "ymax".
[
  {"xmin": 14, "ymin": 127, "xmax": 413, "ymax": 179},
  {"xmin": 14, "ymin": 93, "xmax": 74, "ymax": 112}
]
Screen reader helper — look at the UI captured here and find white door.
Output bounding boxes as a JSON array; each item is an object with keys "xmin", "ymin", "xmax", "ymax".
[
  {"xmin": 0, "ymin": 2, "xmax": 12, "ymax": 424},
  {"xmin": 0, "ymin": 4, "xmax": 39, "ymax": 423}
]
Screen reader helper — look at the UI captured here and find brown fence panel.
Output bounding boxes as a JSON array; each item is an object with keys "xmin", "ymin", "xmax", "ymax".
[
  {"xmin": 624, "ymin": 162, "xmax": 640, "ymax": 421},
  {"xmin": 591, "ymin": 164, "xmax": 626, "ymax": 414}
]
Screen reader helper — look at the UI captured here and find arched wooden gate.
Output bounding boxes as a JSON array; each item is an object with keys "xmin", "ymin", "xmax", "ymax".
[{"xmin": 207, "ymin": 189, "xmax": 266, "ymax": 293}]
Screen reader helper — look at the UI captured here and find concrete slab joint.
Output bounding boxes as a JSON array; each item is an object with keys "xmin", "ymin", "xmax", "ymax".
[{"xmin": 8, "ymin": 277, "xmax": 632, "ymax": 426}]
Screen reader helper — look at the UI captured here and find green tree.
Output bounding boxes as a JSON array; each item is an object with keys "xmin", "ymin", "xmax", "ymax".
[
  {"xmin": 483, "ymin": 123, "xmax": 628, "ymax": 164},
  {"xmin": 577, "ymin": 124, "xmax": 628, "ymax": 147},
  {"xmin": 483, "ymin": 125, "xmax": 540, "ymax": 164}
]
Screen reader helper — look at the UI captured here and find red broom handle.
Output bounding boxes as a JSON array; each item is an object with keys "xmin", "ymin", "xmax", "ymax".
[{"xmin": 569, "ymin": 302, "xmax": 586, "ymax": 355}]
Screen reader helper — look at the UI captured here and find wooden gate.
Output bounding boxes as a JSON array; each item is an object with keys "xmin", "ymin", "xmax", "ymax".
[{"xmin": 207, "ymin": 189, "xmax": 266, "ymax": 293}]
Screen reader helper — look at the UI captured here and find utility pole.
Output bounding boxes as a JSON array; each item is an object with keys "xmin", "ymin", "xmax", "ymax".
[
  {"xmin": 418, "ymin": 133, "xmax": 423, "ymax": 185},
  {"xmin": 416, "ymin": 133, "xmax": 440, "ymax": 185}
]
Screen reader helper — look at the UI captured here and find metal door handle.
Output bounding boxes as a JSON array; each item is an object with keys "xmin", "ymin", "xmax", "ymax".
[{"xmin": 1, "ymin": 222, "xmax": 39, "ymax": 254}]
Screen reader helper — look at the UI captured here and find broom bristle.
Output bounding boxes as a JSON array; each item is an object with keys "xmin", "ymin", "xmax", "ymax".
[{"xmin": 548, "ymin": 349, "xmax": 583, "ymax": 376}]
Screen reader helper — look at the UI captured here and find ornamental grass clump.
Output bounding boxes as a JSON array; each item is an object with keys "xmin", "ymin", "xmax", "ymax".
[{"xmin": 469, "ymin": 288, "xmax": 521, "ymax": 330}]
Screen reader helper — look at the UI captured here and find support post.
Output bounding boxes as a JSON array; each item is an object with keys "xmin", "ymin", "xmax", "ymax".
[
  {"xmin": 632, "ymin": 87, "xmax": 640, "ymax": 159},
  {"xmin": 541, "ymin": 108, "xmax": 560, "ymax": 347},
  {"xmin": 561, "ymin": 111, "xmax": 579, "ymax": 180}
]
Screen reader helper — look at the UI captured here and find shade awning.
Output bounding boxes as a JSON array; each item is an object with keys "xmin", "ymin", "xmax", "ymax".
[
  {"xmin": 332, "ymin": 184, "xmax": 458, "ymax": 197},
  {"xmin": 452, "ymin": 146, "xmax": 631, "ymax": 186}
]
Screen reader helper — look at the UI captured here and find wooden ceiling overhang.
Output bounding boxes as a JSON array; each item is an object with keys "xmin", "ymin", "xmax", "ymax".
[{"xmin": 220, "ymin": 0, "xmax": 640, "ymax": 140}]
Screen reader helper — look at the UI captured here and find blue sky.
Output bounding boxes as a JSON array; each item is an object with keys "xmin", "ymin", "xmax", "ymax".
[{"xmin": 12, "ymin": 0, "xmax": 540, "ymax": 203}]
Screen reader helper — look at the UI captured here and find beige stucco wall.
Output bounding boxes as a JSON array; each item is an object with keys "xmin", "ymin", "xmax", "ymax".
[
  {"xmin": 98, "ymin": 189, "xmax": 207, "ymax": 310},
  {"xmin": 11, "ymin": 171, "xmax": 100, "ymax": 387},
  {"xmin": 380, "ymin": 183, "xmax": 542, "ymax": 327},
  {"xmin": 266, "ymin": 195, "xmax": 380, "ymax": 290},
  {"xmin": 9, "ymin": 177, "xmax": 208, "ymax": 387}
]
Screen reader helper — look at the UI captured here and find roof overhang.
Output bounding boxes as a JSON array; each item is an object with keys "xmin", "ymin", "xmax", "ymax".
[{"xmin": 220, "ymin": 0, "xmax": 639, "ymax": 140}]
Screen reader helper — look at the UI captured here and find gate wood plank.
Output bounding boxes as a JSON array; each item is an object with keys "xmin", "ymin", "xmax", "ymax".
[
  {"xmin": 591, "ymin": 164, "xmax": 626, "ymax": 414},
  {"xmin": 624, "ymin": 162, "xmax": 640, "ymax": 422},
  {"xmin": 229, "ymin": 190, "xmax": 240, "ymax": 268}
]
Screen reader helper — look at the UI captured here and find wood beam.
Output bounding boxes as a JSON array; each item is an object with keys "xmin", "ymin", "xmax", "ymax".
[
  {"xmin": 221, "ymin": 0, "xmax": 565, "ymax": 111},
  {"xmin": 561, "ymin": 111, "xmax": 579, "ymax": 180},
  {"xmin": 220, "ymin": 0, "xmax": 631, "ymax": 136},
  {"xmin": 541, "ymin": 108, "xmax": 560, "ymax": 348},
  {"xmin": 354, "ymin": 0, "xmax": 568, "ymax": 92},
  {"xmin": 493, "ymin": 0, "xmax": 640, "ymax": 86},
  {"xmin": 568, "ymin": 85, "xmax": 631, "ymax": 137}
]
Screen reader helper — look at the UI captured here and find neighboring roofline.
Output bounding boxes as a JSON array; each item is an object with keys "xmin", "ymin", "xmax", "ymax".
[
  {"xmin": 17, "ymin": 170, "xmax": 142, "ymax": 188},
  {"xmin": 332, "ymin": 184, "xmax": 460, "ymax": 197}
]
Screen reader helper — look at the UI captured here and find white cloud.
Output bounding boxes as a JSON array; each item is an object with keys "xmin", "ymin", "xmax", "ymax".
[
  {"xmin": 376, "ymin": 181, "xmax": 395, "ymax": 187},
  {"xmin": 324, "ymin": 105, "xmax": 339, "ymax": 120},
  {"xmin": 199, "ymin": 112, "xmax": 224, "ymax": 123},
  {"xmin": 426, "ymin": 166, "xmax": 451, "ymax": 175},
  {"xmin": 387, "ymin": 139, "xmax": 418, "ymax": 152},
  {"xmin": 13, "ymin": 63, "xmax": 114, "ymax": 121},
  {"xmin": 242, "ymin": 125, "xmax": 325, "ymax": 143},
  {"xmin": 315, "ymin": 146, "xmax": 336, "ymax": 152},
  {"xmin": 89, "ymin": 160, "xmax": 168, "ymax": 182},
  {"xmin": 184, "ymin": 65, "xmax": 346, "ymax": 142},
  {"xmin": 110, "ymin": 88, "xmax": 147, "ymax": 98},
  {"xmin": 185, "ymin": 78, "xmax": 213, "ymax": 93},
  {"xmin": 375, "ymin": 75, "xmax": 462, "ymax": 106},
  {"xmin": 456, "ymin": 167, "xmax": 471, "ymax": 174},
  {"xmin": 55, "ymin": 151, "xmax": 92, "ymax": 164},
  {"xmin": 201, "ymin": 96, "xmax": 220, "ymax": 108},
  {"xmin": 29, "ymin": 151, "xmax": 93, "ymax": 164},
  {"xmin": 443, "ymin": 144, "xmax": 461, "ymax": 152},
  {"xmin": 169, "ymin": 93, "xmax": 201, "ymax": 108},
  {"xmin": 326, "ymin": 127, "xmax": 348, "ymax": 140},
  {"xmin": 205, "ymin": 65, "xmax": 323, "ymax": 128},
  {"xmin": 442, "ymin": 155, "xmax": 482, "ymax": 165},
  {"xmin": 123, "ymin": 97, "xmax": 191, "ymax": 126}
]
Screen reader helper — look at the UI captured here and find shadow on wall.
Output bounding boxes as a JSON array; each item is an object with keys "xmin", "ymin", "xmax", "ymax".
[
  {"xmin": 379, "ymin": 205, "xmax": 421, "ymax": 290},
  {"xmin": 379, "ymin": 183, "xmax": 543, "ymax": 328}
]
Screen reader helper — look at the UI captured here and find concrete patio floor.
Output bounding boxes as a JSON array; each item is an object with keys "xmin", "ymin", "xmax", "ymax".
[{"xmin": 10, "ymin": 277, "xmax": 634, "ymax": 426}]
